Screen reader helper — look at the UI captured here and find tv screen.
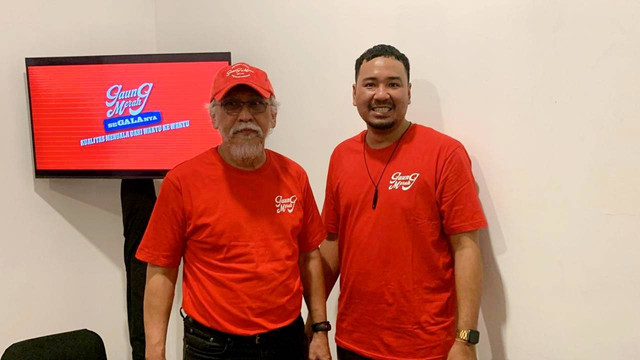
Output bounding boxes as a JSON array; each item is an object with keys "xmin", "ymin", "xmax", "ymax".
[{"xmin": 26, "ymin": 52, "xmax": 231, "ymax": 178}]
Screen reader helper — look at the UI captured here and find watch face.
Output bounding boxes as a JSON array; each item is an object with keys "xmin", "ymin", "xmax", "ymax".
[{"xmin": 468, "ymin": 330, "xmax": 480, "ymax": 344}]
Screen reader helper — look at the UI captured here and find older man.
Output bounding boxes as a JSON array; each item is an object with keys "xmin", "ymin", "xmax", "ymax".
[
  {"xmin": 319, "ymin": 45, "xmax": 487, "ymax": 360},
  {"xmin": 136, "ymin": 62, "xmax": 332, "ymax": 360}
]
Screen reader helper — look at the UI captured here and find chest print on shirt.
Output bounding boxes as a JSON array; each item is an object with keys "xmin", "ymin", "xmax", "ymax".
[
  {"xmin": 275, "ymin": 195, "xmax": 298, "ymax": 213},
  {"xmin": 388, "ymin": 172, "xmax": 420, "ymax": 191}
]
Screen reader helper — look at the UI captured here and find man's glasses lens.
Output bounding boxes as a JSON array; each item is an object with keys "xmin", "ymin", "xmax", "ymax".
[{"xmin": 220, "ymin": 100, "xmax": 268, "ymax": 114}]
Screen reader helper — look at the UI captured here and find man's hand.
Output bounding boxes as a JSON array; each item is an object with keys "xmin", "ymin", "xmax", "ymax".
[
  {"xmin": 144, "ymin": 343, "xmax": 166, "ymax": 360},
  {"xmin": 308, "ymin": 331, "xmax": 332, "ymax": 360},
  {"xmin": 145, "ymin": 351, "xmax": 165, "ymax": 360},
  {"xmin": 304, "ymin": 316, "xmax": 313, "ymax": 340},
  {"xmin": 447, "ymin": 340, "xmax": 477, "ymax": 360}
]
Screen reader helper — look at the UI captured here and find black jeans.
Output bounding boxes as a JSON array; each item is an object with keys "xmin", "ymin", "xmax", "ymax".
[
  {"xmin": 337, "ymin": 346, "xmax": 372, "ymax": 360},
  {"xmin": 183, "ymin": 315, "xmax": 307, "ymax": 360}
]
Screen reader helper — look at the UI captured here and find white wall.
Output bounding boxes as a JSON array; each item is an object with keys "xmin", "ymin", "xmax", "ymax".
[
  {"xmin": 3, "ymin": 1, "xmax": 639, "ymax": 359},
  {"xmin": 154, "ymin": 1, "xmax": 640, "ymax": 359},
  {"xmin": 0, "ymin": 1, "xmax": 157, "ymax": 359}
]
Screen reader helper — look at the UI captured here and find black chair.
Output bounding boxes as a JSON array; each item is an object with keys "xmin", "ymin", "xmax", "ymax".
[{"xmin": 1, "ymin": 329, "xmax": 107, "ymax": 360}]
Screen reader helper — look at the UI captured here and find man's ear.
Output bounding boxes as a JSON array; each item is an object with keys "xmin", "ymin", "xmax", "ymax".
[
  {"xmin": 408, "ymin": 82, "xmax": 412, "ymax": 105},
  {"xmin": 270, "ymin": 110, "xmax": 277, "ymax": 129},
  {"xmin": 352, "ymin": 83, "xmax": 357, "ymax": 106},
  {"xmin": 210, "ymin": 105, "xmax": 219, "ymax": 129}
]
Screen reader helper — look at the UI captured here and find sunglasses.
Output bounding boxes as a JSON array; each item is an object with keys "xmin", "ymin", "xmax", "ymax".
[{"xmin": 217, "ymin": 99, "xmax": 270, "ymax": 115}]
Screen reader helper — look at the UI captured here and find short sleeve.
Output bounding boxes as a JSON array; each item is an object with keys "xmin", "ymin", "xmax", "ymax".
[
  {"xmin": 436, "ymin": 146, "xmax": 488, "ymax": 235},
  {"xmin": 135, "ymin": 175, "xmax": 187, "ymax": 267},
  {"xmin": 297, "ymin": 172, "xmax": 327, "ymax": 253},
  {"xmin": 321, "ymin": 153, "xmax": 340, "ymax": 234}
]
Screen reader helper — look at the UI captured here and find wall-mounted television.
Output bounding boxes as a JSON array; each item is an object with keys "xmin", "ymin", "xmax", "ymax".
[{"xmin": 26, "ymin": 52, "xmax": 230, "ymax": 178}]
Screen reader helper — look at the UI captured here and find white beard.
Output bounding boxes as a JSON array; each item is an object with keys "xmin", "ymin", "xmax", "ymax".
[
  {"xmin": 220, "ymin": 122, "xmax": 269, "ymax": 164},
  {"xmin": 228, "ymin": 140, "xmax": 264, "ymax": 162}
]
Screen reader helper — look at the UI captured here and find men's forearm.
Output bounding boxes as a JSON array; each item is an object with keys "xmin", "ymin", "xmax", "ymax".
[
  {"xmin": 318, "ymin": 233, "xmax": 340, "ymax": 299},
  {"xmin": 299, "ymin": 248, "xmax": 328, "ymax": 323},
  {"xmin": 300, "ymin": 248, "xmax": 333, "ymax": 359},
  {"xmin": 450, "ymin": 231, "xmax": 483, "ymax": 330},
  {"xmin": 144, "ymin": 264, "xmax": 179, "ymax": 360}
]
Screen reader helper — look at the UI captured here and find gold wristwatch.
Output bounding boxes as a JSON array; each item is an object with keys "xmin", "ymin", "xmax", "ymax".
[{"xmin": 455, "ymin": 329, "xmax": 480, "ymax": 345}]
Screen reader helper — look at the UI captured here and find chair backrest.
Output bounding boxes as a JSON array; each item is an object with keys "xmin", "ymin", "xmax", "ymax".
[{"xmin": 1, "ymin": 329, "xmax": 107, "ymax": 360}]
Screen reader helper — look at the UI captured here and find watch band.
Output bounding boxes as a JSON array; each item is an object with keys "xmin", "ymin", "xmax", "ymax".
[
  {"xmin": 310, "ymin": 321, "xmax": 332, "ymax": 332},
  {"xmin": 455, "ymin": 329, "xmax": 480, "ymax": 345}
]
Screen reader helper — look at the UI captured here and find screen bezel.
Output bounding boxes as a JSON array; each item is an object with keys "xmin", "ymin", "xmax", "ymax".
[{"xmin": 26, "ymin": 52, "xmax": 231, "ymax": 179}]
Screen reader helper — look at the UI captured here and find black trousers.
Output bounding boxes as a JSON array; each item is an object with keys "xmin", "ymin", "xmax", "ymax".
[
  {"xmin": 337, "ymin": 346, "xmax": 373, "ymax": 360},
  {"xmin": 183, "ymin": 315, "xmax": 307, "ymax": 360},
  {"xmin": 121, "ymin": 179, "xmax": 157, "ymax": 360}
]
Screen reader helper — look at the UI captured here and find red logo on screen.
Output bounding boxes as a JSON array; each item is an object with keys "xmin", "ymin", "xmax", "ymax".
[
  {"xmin": 105, "ymin": 83, "xmax": 154, "ymax": 117},
  {"xmin": 226, "ymin": 63, "xmax": 254, "ymax": 79}
]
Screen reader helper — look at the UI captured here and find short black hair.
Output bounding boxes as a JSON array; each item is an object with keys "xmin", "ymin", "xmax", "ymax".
[{"xmin": 355, "ymin": 44, "xmax": 410, "ymax": 82}]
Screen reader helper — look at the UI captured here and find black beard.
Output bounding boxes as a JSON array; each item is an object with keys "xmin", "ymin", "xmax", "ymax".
[{"xmin": 364, "ymin": 118, "xmax": 396, "ymax": 130}]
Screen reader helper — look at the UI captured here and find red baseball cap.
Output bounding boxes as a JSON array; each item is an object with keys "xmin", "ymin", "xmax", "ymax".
[{"xmin": 210, "ymin": 62, "xmax": 275, "ymax": 101}]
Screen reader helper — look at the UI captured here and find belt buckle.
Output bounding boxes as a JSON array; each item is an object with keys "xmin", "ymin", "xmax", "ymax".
[{"xmin": 255, "ymin": 334, "xmax": 262, "ymax": 345}]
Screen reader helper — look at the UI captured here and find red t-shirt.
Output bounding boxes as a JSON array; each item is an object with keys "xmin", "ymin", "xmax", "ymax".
[
  {"xmin": 136, "ymin": 147, "xmax": 326, "ymax": 335},
  {"xmin": 323, "ymin": 125, "xmax": 487, "ymax": 360}
]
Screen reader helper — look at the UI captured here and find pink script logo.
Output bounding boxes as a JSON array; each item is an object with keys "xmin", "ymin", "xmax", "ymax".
[
  {"xmin": 388, "ymin": 172, "xmax": 420, "ymax": 191},
  {"xmin": 226, "ymin": 63, "xmax": 254, "ymax": 79},
  {"xmin": 275, "ymin": 195, "xmax": 297, "ymax": 214}
]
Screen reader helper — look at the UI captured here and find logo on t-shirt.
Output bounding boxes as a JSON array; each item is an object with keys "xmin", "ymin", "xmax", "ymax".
[
  {"xmin": 389, "ymin": 172, "xmax": 420, "ymax": 191},
  {"xmin": 275, "ymin": 195, "xmax": 298, "ymax": 213}
]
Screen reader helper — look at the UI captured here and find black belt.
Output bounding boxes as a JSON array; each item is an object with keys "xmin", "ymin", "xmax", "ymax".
[{"xmin": 183, "ymin": 314, "xmax": 303, "ymax": 345}]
